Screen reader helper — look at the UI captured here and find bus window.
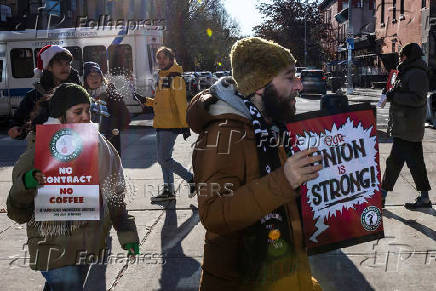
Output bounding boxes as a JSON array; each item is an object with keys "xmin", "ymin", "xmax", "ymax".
[
  {"xmin": 0, "ymin": 60, "xmax": 3, "ymax": 82},
  {"xmin": 34, "ymin": 48, "xmax": 41, "ymax": 67},
  {"xmin": 66, "ymin": 46, "xmax": 83, "ymax": 76},
  {"xmin": 11, "ymin": 48, "xmax": 34, "ymax": 78},
  {"xmin": 108, "ymin": 44, "xmax": 133, "ymax": 76},
  {"xmin": 83, "ymin": 46, "xmax": 107, "ymax": 74},
  {"xmin": 147, "ymin": 44, "xmax": 159, "ymax": 74}
]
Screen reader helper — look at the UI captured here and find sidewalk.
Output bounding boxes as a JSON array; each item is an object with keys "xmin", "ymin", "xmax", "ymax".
[
  {"xmin": 0, "ymin": 113, "xmax": 435, "ymax": 290},
  {"xmin": 346, "ymin": 87, "xmax": 382, "ymax": 103}
]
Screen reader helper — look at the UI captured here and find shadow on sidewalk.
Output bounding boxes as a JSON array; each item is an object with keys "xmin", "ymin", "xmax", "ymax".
[
  {"xmin": 405, "ymin": 207, "xmax": 436, "ymax": 217},
  {"xmin": 158, "ymin": 202, "xmax": 201, "ymax": 290},
  {"xmin": 310, "ymin": 249, "xmax": 375, "ymax": 291},
  {"xmin": 383, "ymin": 209, "xmax": 436, "ymax": 241},
  {"xmin": 121, "ymin": 126, "xmax": 157, "ymax": 169}
]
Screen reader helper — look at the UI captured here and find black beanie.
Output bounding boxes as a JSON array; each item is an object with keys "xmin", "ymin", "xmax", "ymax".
[
  {"xmin": 49, "ymin": 83, "xmax": 91, "ymax": 118},
  {"xmin": 399, "ymin": 43, "xmax": 424, "ymax": 62}
]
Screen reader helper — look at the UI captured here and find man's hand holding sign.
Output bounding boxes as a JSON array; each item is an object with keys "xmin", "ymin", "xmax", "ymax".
[{"xmin": 284, "ymin": 148, "xmax": 323, "ymax": 190}]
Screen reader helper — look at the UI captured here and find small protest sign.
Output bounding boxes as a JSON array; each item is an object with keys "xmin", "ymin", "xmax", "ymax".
[
  {"xmin": 287, "ymin": 104, "xmax": 384, "ymax": 254},
  {"xmin": 386, "ymin": 70, "xmax": 399, "ymax": 91},
  {"xmin": 34, "ymin": 124, "xmax": 100, "ymax": 221}
]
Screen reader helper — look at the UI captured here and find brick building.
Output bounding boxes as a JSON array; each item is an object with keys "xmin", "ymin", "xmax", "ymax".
[
  {"xmin": 375, "ymin": 0, "xmax": 436, "ymax": 89},
  {"xmin": 375, "ymin": 0, "xmax": 431, "ymax": 69}
]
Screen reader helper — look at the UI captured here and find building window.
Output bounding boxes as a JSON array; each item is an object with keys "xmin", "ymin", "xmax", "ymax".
[
  {"xmin": 400, "ymin": 0, "xmax": 404, "ymax": 15},
  {"xmin": 392, "ymin": 0, "xmax": 397, "ymax": 21},
  {"xmin": 83, "ymin": 46, "xmax": 107, "ymax": 74},
  {"xmin": 11, "ymin": 48, "xmax": 34, "ymax": 78},
  {"xmin": 45, "ymin": 0, "xmax": 61, "ymax": 17},
  {"xmin": 369, "ymin": 0, "xmax": 376, "ymax": 10},
  {"xmin": 354, "ymin": 0, "xmax": 363, "ymax": 8},
  {"xmin": 392, "ymin": 42, "xmax": 396, "ymax": 53},
  {"xmin": 33, "ymin": 48, "xmax": 41, "ymax": 69},
  {"xmin": 342, "ymin": 1, "xmax": 349, "ymax": 10},
  {"xmin": 422, "ymin": 0, "xmax": 426, "ymax": 8},
  {"xmin": 108, "ymin": 44, "xmax": 133, "ymax": 76},
  {"xmin": 65, "ymin": 47, "xmax": 83, "ymax": 76},
  {"xmin": 381, "ymin": 0, "xmax": 385, "ymax": 24},
  {"xmin": 147, "ymin": 44, "xmax": 160, "ymax": 73}
]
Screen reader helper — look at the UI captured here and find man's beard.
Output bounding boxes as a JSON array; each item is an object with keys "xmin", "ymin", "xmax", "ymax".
[{"xmin": 261, "ymin": 83, "xmax": 296, "ymax": 124}]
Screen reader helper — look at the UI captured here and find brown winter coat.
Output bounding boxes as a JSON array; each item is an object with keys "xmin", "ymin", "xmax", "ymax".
[
  {"xmin": 187, "ymin": 92, "xmax": 320, "ymax": 291},
  {"xmin": 7, "ymin": 131, "xmax": 139, "ymax": 271}
]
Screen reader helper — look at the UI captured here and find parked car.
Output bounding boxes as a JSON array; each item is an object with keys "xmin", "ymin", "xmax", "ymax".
[
  {"xmin": 300, "ymin": 69, "xmax": 327, "ymax": 96},
  {"xmin": 197, "ymin": 71, "xmax": 216, "ymax": 89},
  {"xmin": 213, "ymin": 71, "xmax": 230, "ymax": 78},
  {"xmin": 295, "ymin": 66, "xmax": 307, "ymax": 78},
  {"xmin": 182, "ymin": 72, "xmax": 199, "ymax": 98}
]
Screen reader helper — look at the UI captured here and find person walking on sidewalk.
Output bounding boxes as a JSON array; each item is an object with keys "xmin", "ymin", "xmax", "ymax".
[
  {"xmin": 143, "ymin": 47, "xmax": 194, "ymax": 202},
  {"xmin": 8, "ymin": 45, "xmax": 81, "ymax": 140},
  {"xmin": 6, "ymin": 83, "xmax": 139, "ymax": 291},
  {"xmin": 187, "ymin": 37, "xmax": 322, "ymax": 290},
  {"xmin": 83, "ymin": 61, "xmax": 131, "ymax": 156},
  {"xmin": 380, "ymin": 43, "xmax": 432, "ymax": 209}
]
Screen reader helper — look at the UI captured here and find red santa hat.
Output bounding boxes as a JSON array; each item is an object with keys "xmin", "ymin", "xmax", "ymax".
[{"xmin": 34, "ymin": 45, "xmax": 70, "ymax": 77}]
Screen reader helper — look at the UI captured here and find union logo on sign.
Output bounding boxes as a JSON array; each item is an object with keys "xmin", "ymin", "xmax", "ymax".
[
  {"xmin": 49, "ymin": 128, "xmax": 83, "ymax": 162},
  {"xmin": 361, "ymin": 206, "xmax": 382, "ymax": 232}
]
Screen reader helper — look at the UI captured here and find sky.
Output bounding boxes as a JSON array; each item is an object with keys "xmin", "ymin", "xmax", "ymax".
[
  {"xmin": 223, "ymin": 0, "xmax": 263, "ymax": 36},
  {"xmin": 223, "ymin": 0, "xmax": 317, "ymax": 36}
]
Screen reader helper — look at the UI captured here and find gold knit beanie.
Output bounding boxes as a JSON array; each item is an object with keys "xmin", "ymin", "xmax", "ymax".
[{"xmin": 230, "ymin": 37, "xmax": 296, "ymax": 96}]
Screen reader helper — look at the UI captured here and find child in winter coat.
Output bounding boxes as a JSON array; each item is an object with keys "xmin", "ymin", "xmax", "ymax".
[
  {"xmin": 83, "ymin": 62, "xmax": 131, "ymax": 156},
  {"xmin": 8, "ymin": 45, "xmax": 82, "ymax": 140},
  {"xmin": 7, "ymin": 83, "xmax": 139, "ymax": 291}
]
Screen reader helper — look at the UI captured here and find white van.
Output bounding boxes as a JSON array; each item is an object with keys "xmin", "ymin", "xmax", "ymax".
[{"xmin": 0, "ymin": 26, "xmax": 163, "ymax": 118}]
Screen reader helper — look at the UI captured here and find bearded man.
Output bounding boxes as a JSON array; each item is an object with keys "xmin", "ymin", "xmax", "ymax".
[{"xmin": 187, "ymin": 37, "xmax": 323, "ymax": 290}]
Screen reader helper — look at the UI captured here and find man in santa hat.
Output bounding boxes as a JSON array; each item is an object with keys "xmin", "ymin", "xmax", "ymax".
[{"xmin": 8, "ymin": 45, "xmax": 81, "ymax": 140}]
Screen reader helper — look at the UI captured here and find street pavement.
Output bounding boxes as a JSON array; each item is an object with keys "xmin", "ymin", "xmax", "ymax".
[{"xmin": 0, "ymin": 92, "xmax": 435, "ymax": 291}]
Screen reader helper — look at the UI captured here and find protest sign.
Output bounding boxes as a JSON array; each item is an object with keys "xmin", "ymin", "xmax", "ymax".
[
  {"xmin": 386, "ymin": 69, "xmax": 399, "ymax": 91},
  {"xmin": 34, "ymin": 124, "xmax": 100, "ymax": 221},
  {"xmin": 287, "ymin": 104, "xmax": 384, "ymax": 255}
]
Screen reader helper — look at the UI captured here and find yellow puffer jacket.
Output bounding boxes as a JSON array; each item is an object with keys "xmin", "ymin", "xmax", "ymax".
[{"xmin": 145, "ymin": 63, "xmax": 188, "ymax": 129}]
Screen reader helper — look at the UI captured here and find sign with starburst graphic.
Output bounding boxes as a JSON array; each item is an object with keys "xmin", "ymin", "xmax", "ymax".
[{"xmin": 287, "ymin": 104, "xmax": 384, "ymax": 255}]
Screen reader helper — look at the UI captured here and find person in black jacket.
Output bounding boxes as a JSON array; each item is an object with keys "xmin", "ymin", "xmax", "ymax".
[
  {"xmin": 83, "ymin": 61, "xmax": 131, "ymax": 156},
  {"xmin": 380, "ymin": 43, "xmax": 432, "ymax": 209},
  {"xmin": 8, "ymin": 45, "xmax": 81, "ymax": 140}
]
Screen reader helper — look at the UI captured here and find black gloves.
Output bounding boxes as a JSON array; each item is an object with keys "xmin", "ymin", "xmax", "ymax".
[
  {"xmin": 182, "ymin": 128, "xmax": 191, "ymax": 140},
  {"xmin": 386, "ymin": 89, "xmax": 395, "ymax": 101}
]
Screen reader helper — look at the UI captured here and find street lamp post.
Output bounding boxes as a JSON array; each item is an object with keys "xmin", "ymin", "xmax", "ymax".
[
  {"xmin": 347, "ymin": 0, "xmax": 353, "ymax": 94},
  {"xmin": 304, "ymin": 0, "xmax": 308, "ymax": 66}
]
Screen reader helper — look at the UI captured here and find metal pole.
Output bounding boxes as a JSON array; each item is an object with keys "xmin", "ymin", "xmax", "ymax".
[
  {"xmin": 347, "ymin": 0, "xmax": 353, "ymax": 94},
  {"xmin": 304, "ymin": 0, "xmax": 308, "ymax": 67},
  {"xmin": 305, "ymin": 19, "xmax": 307, "ymax": 66}
]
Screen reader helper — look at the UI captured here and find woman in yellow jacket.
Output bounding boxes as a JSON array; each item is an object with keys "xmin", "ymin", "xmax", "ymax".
[{"xmin": 144, "ymin": 47, "xmax": 194, "ymax": 202}]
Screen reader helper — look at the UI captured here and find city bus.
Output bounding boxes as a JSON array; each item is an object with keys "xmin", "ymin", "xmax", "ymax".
[{"xmin": 0, "ymin": 26, "xmax": 163, "ymax": 119}]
